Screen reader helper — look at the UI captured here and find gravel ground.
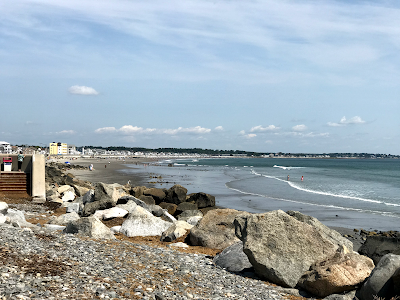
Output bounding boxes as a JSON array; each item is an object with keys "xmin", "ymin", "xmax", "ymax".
[{"xmin": 0, "ymin": 224, "xmax": 293, "ymax": 300}]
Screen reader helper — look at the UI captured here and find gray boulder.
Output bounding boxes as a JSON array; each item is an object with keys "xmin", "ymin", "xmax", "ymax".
[
  {"xmin": 49, "ymin": 212, "xmax": 80, "ymax": 225},
  {"xmin": 116, "ymin": 200, "xmax": 138, "ymax": 213},
  {"xmin": 160, "ymin": 220, "xmax": 193, "ymax": 242},
  {"xmin": 82, "ymin": 189, "xmax": 95, "ymax": 204},
  {"xmin": 159, "ymin": 202, "xmax": 177, "ymax": 215},
  {"xmin": 166, "ymin": 185, "xmax": 188, "ymax": 205},
  {"xmin": 81, "ymin": 198, "xmax": 114, "ymax": 217},
  {"xmin": 393, "ymin": 268, "xmax": 400, "ymax": 296},
  {"xmin": 359, "ymin": 253, "xmax": 400, "ymax": 300},
  {"xmin": 286, "ymin": 211, "xmax": 353, "ymax": 252},
  {"xmin": 5, "ymin": 209, "xmax": 35, "ymax": 228},
  {"xmin": 188, "ymin": 192, "xmax": 215, "ymax": 208},
  {"xmin": 94, "ymin": 182, "xmax": 127, "ymax": 205},
  {"xmin": 63, "ymin": 216, "xmax": 115, "ymax": 239},
  {"xmin": 234, "ymin": 210, "xmax": 337, "ymax": 288},
  {"xmin": 143, "ymin": 188, "xmax": 166, "ymax": 203},
  {"xmin": 120, "ymin": 206, "xmax": 172, "ymax": 237},
  {"xmin": 176, "ymin": 202, "xmax": 198, "ymax": 215},
  {"xmin": 130, "ymin": 186, "xmax": 147, "ymax": 198},
  {"xmin": 358, "ymin": 235, "xmax": 400, "ymax": 264},
  {"xmin": 0, "ymin": 202, "xmax": 8, "ymax": 215},
  {"xmin": 138, "ymin": 195, "xmax": 156, "ymax": 205},
  {"xmin": 213, "ymin": 241, "xmax": 253, "ymax": 273},
  {"xmin": 322, "ymin": 291, "xmax": 356, "ymax": 300},
  {"xmin": 66, "ymin": 202, "xmax": 81, "ymax": 214},
  {"xmin": 117, "ymin": 195, "xmax": 149, "ymax": 211},
  {"xmin": 190, "ymin": 208, "xmax": 249, "ymax": 250},
  {"xmin": 148, "ymin": 205, "xmax": 164, "ymax": 217},
  {"xmin": 177, "ymin": 209, "xmax": 203, "ymax": 221}
]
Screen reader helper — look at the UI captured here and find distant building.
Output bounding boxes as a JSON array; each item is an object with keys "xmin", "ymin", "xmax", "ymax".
[
  {"xmin": 49, "ymin": 142, "xmax": 68, "ymax": 155},
  {"xmin": 0, "ymin": 141, "xmax": 12, "ymax": 154}
]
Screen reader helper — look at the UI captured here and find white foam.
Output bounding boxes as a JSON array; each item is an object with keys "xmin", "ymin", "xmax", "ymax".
[
  {"xmin": 225, "ymin": 184, "xmax": 400, "ymax": 218},
  {"xmin": 273, "ymin": 165, "xmax": 305, "ymax": 170}
]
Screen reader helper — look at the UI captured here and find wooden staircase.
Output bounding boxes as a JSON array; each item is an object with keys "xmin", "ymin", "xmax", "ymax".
[{"xmin": 0, "ymin": 172, "xmax": 30, "ymax": 194}]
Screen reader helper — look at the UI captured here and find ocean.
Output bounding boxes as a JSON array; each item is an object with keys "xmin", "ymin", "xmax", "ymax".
[{"xmin": 121, "ymin": 157, "xmax": 400, "ymax": 231}]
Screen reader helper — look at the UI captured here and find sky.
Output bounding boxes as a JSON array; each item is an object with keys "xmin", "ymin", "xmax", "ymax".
[{"xmin": 1, "ymin": 1, "xmax": 400, "ymax": 154}]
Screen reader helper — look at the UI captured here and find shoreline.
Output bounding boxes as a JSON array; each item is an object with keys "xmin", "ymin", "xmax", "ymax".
[{"xmin": 64, "ymin": 157, "xmax": 398, "ymax": 250}]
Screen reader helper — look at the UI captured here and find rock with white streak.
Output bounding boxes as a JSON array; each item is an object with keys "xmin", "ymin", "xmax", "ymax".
[
  {"xmin": 120, "ymin": 206, "xmax": 171, "ymax": 237},
  {"xmin": 93, "ymin": 207, "xmax": 128, "ymax": 220}
]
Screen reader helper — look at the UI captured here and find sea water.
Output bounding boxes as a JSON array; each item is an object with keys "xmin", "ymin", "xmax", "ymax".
[{"xmin": 121, "ymin": 157, "xmax": 400, "ymax": 230}]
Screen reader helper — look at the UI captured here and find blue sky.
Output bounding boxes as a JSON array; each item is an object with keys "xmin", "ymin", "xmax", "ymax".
[{"xmin": 1, "ymin": 0, "xmax": 399, "ymax": 154}]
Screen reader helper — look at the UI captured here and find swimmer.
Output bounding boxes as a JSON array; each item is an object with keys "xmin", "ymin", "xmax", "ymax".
[{"xmin": 301, "ymin": 176, "xmax": 303, "ymax": 181}]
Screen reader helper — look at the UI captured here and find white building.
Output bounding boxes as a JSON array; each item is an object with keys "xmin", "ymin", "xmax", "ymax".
[{"xmin": 0, "ymin": 141, "xmax": 12, "ymax": 154}]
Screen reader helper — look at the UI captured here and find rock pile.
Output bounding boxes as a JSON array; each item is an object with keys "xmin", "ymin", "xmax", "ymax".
[{"xmin": 1, "ymin": 162, "xmax": 400, "ymax": 299}]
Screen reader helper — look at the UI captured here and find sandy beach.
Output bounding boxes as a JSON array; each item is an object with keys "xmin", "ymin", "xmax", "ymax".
[{"xmin": 61, "ymin": 156, "xmax": 400, "ymax": 250}]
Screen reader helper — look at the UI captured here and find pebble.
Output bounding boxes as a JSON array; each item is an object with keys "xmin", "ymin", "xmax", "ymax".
[{"xmin": 0, "ymin": 224, "xmax": 289, "ymax": 299}]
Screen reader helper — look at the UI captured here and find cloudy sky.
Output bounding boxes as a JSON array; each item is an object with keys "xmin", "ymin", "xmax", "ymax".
[{"xmin": 1, "ymin": 1, "xmax": 399, "ymax": 154}]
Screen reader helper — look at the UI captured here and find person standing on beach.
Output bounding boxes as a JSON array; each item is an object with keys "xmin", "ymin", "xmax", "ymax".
[{"xmin": 17, "ymin": 151, "xmax": 24, "ymax": 172}]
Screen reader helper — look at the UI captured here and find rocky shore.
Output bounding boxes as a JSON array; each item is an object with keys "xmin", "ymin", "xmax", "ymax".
[{"xmin": 0, "ymin": 162, "xmax": 399, "ymax": 299}]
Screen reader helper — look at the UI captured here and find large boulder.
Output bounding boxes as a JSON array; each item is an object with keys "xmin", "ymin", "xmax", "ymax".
[
  {"xmin": 298, "ymin": 248, "xmax": 374, "ymax": 297},
  {"xmin": 359, "ymin": 254, "xmax": 400, "ymax": 300},
  {"xmin": 188, "ymin": 192, "xmax": 215, "ymax": 209},
  {"xmin": 81, "ymin": 189, "xmax": 95, "ymax": 204},
  {"xmin": 117, "ymin": 195, "xmax": 149, "ymax": 211},
  {"xmin": 358, "ymin": 235, "xmax": 400, "ymax": 264},
  {"xmin": 177, "ymin": 209, "xmax": 203, "ymax": 221},
  {"xmin": 393, "ymin": 268, "xmax": 400, "ymax": 296},
  {"xmin": 61, "ymin": 190, "xmax": 75, "ymax": 202},
  {"xmin": 94, "ymin": 182, "xmax": 127, "ymax": 205},
  {"xmin": 159, "ymin": 202, "xmax": 177, "ymax": 215},
  {"xmin": 143, "ymin": 188, "xmax": 166, "ymax": 204},
  {"xmin": 0, "ymin": 202, "xmax": 8, "ymax": 215},
  {"xmin": 120, "ymin": 206, "xmax": 172, "ymax": 237},
  {"xmin": 190, "ymin": 208, "xmax": 248, "ymax": 250},
  {"xmin": 234, "ymin": 210, "xmax": 337, "ymax": 288},
  {"xmin": 57, "ymin": 185, "xmax": 74, "ymax": 195},
  {"xmin": 63, "ymin": 217, "xmax": 115, "ymax": 239},
  {"xmin": 165, "ymin": 185, "xmax": 188, "ymax": 205},
  {"xmin": 81, "ymin": 198, "xmax": 114, "ymax": 217},
  {"xmin": 93, "ymin": 207, "xmax": 128, "ymax": 220},
  {"xmin": 160, "ymin": 220, "xmax": 193, "ymax": 242},
  {"xmin": 176, "ymin": 202, "xmax": 198, "ymax": 215},
  {"xmin": 116, "ymin": 200, "xmax": 138, "ymax": 213},
  {"xmin": 49, "ymin": 212, "xmax": 80, "ymax": 225},
  {"xmin": 286, "ymin": 211, "xmax": 353, "ymax": 252},
  {"xmin": 213, "ymin": 241, "xmax": 253, "ymax": 273},
  {"xmin": 72, "ymin": 185, "xmax": 90, "ymax": 197},
  {"xmin": 138, "ymin": 195, "xmax": 156, "ymax": 205},
  {"xmin": 130, "ymin": 186, "xmax": 147, "ymax": 198}
]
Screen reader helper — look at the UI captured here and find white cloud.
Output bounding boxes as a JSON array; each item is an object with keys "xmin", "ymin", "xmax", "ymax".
[
  {"xmin": 215, "ymin": 126, "xmax": 224, "ymax": 131},
  {"xmin": 56, "ymin": 130, "xmax": 75, "ymax": 135},
  {"xmin": 95, "ymin": 125, "xmax": 211, "ymax": 136},
  {"xmin": 245, "ymin": 134, "xmax": 257, "ymax": 139},
  {"xmin": 275, "ymin": 131, "xmax": 329, "ymax": 138},
  {"xmin": 95, "ymin": 127, "xmax": 116, "ymax": 133},
  {"xmin": 250, "ymin": 125, "xmax": 279, "ymax": 132},
  {"xmin": 292, "ymin": 124, "xmax": 307, "ymax": 131},
  {"xmin": 328, "ymin": 116, "xmax": 366, "ymax": 127},
  {"xmin": 69, "ymin": 85, "xmax": 99, "ymax": 95}
]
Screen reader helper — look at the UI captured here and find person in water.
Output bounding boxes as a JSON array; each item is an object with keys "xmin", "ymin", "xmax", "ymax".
[
  {"xmin": 287, "ymin": 175, "xmax": 289, "ymax": 181},
  {"xmin": 301, "ymin": 176, "xmax": 304, "ymax": 181}
]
